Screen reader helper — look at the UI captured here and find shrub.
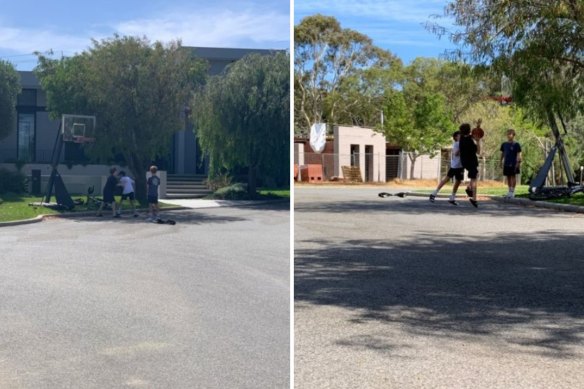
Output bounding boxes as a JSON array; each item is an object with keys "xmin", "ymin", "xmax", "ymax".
[
  {"xmin": 204, "ymin": 172, "xmax": 233, "ymax": 191},
  {"xmin": 212, "ymin": 183, "xmax": 251, "ymax": 200},
  {"xmin": 0, "ymin": 168, "xmax": 26, "ymax": 194}
]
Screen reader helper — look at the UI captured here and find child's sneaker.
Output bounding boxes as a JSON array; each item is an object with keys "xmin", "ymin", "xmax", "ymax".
[
  {"xmin": 448, "ymin": 199, "xmax": 458, "ymax": 206},
  {"xmin": 429, "ymin": 194, "xmax": 436, "ymax": 202},
  {"xmin": 469, "ymin": 199, "xmax": 478, "ymax": 208}
]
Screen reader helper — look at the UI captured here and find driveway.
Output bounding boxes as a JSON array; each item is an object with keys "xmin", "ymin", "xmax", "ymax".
[{"xmin": 0, "ymin": 203, "xmax": 289, "ymax": 388}]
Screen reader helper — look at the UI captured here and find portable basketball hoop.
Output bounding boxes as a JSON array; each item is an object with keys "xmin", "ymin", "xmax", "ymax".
[
  {"xmin": 72, "ymin": 135, "xmax": 96, "ymax": 144},
  {"xmin": 42, "ymin": 114, "xmax": 97, "ymax": 209},
  {"xmin": 62, "ymin": 114, "xmax": 96, "ymax": 143},
  {"xmin": 499, "ymin": 75, "xmax": 513, "ymax": 106}
]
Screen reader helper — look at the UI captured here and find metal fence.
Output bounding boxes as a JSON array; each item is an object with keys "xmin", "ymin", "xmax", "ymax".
[{"xmin": 295, "ymin": 151, "xmax": 511, "ymax": 183}]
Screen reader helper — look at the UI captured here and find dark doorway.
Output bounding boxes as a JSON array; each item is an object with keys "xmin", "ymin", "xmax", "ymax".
[
  {"xmin": 350, "ymin": 144, "xmax": 360, "ymax": 167},
  {"xmin": 365, "ymin": 145, "xmax": 373, "ymax": 182}
]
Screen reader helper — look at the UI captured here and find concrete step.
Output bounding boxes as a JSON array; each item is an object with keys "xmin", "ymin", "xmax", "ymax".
[
  {"xmin": 166, "ymin": 183, "xmax": 209, "ymax": 190},
  {"xmin": 166, "ymin": 188, "xmax": 211, "ymax": 194},
  {"xmin": 167, "ymin": 175, "xmax": 207, "ymax": 182}
]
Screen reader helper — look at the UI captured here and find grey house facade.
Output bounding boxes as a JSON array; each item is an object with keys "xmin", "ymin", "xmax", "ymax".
[{"xmin": 0, "ymin": 46, "xmax": 278, "ymax": 175}]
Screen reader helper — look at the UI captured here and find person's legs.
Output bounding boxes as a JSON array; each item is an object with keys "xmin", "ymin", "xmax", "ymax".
[
  {"xmin": 508, "ymin": 175, "xmax": 517, "ymax": 197},
  {"xmin": 96, "ymin": 202, "xmax": 104, "ymax": 216},
  {"xmin": 430, "ymin": 175, "xmax": 450, "ymax": 202},
  {"xmin": 118, "ymin": 197, "xmax": 124, "ymax": 215},
  {"xmin": 451, "ymin": 179, "xmax": 461, "ymax": 198},
  {"xmin": 466, "ymin": 167, "xmax": 479, "ymax": 207},
  {"xmin": 433, "ymin": 175, "xmax": 450, "ymax": 194},
  {"xmin": 451, "ymin": 169, "xmax": 463, "ymax": 199},
  {"xmin": 471, "ymin": 178, "xmax": 478, "ymax": 201}
]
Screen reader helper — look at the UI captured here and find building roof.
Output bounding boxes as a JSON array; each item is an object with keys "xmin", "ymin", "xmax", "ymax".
[{"xmin": 185, "ymin": 46, "xmax": 285, "ymax": 61}]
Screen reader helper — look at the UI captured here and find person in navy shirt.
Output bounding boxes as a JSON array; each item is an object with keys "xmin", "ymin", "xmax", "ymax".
[
  {"xmin": 97, "ymin": 167, "xmax": 119, "ymax": 217},
  {"xmin": 147, "ymin": 165, "xmax": 161, "ymax": 221},
  {"xmin": 500, "ymin": 129, "xmax": 522, "ymax": 198}
]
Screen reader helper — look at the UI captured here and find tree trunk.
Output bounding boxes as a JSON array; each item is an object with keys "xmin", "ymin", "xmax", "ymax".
[
  {"xmin": 248, "ymin": 165, "xmax": 257, "ymax": 197},
  {"xmin": 133, "ymin": 171, "xmax": 147, "ymax": 204},
  {"xmin": 409, "ymin": 154, "xmax": 417, "ymax": 180},
  {"xmin": 126, "ymin": 153, "xmax": 147, "ymax": 204}
]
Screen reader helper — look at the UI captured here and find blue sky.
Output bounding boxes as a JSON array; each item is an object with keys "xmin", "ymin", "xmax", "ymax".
[
  {"xmin": 295, "ymin": 0, "xmax": 456, "ymax": 64},
  {"xmin": 0, "ymin": 0, "xmax": 290, "ymax": 70}
]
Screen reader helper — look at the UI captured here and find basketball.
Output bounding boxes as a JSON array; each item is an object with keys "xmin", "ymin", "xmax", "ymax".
[{"xmin": 472, "ymin": 127, "xmax": 485, "ymax": 139}]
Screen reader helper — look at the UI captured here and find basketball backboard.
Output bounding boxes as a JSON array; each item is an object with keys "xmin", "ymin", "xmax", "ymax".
[{"xmin": 62, "ymin": 114, "xmax": 96, "ymax": 143}]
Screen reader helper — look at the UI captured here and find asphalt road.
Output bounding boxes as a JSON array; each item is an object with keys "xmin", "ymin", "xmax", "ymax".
[
  {"xmin": 0, "ymin": 203, "xmax": 290, "ymax": 389},
  {"xmin": 295, "ymin": 187, "xmax": 584, "ymax": 389}
]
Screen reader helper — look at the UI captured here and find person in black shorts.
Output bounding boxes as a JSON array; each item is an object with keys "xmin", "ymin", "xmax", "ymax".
[
  {"xmin": 459, "ymin": 123, "xmax": 481, "ymax": 207},
  {"xmin": 430, "ymin": 131, "xmax": 463, "ymax": 205},
  {"xmin": 500, "ymin": 129, "xmax": 522, "ymax": 198},
  {"xmin": 97, "ymin": 167, "xmax": 119, "ymax": 217},
  {"xmin": 147, "ymin": 165, "xmax": 161, "ymax": 222}
]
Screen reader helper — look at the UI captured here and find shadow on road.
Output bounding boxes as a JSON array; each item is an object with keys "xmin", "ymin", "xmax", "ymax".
[
  {"xmin": 295, "ymin": 232, "xmax": 584, "ymax": 358},
  {"xmin": 63, "ymin": 201, "xmax": 289, "ymax": 226},
  {"xmin": 69, "ymin": 211, "xmax": 247, "ymax": 225}
]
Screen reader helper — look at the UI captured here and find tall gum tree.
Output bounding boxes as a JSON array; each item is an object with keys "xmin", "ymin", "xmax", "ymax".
[{"xmin": 294, "ymin": 14, "xmax": 398, "ymax": 133}]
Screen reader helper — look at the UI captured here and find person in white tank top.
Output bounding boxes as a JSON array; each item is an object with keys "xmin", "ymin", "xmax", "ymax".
[{"xmin": 117, "ymin": 171, "xmax": 138, "ymax": 217}]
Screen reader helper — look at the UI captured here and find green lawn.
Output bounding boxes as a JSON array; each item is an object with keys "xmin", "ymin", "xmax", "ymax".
[
  {"xmin": 534, "ymin": 192, "xmax": 584, "ymax": 206},
  {"xmin": 0, "ymin": 193, "xmax": 174, "ymax": 223},
  {"xmin": 258, "ymin": 188, "xmax": 290, "ymax": 199},
  {"xmin": 0, "ymin": 193, "xmax": 60, "ymax": 222},
  {"xmin": 414, "ymin": 184, "xmax": 584, "ymax": 207}
]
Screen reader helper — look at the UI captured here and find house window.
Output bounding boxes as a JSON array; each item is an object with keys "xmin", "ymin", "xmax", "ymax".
[
  {"xmin": 17, "ymin": 113, "xmax": 35, "ymax": 162},
  {"xmin": 350, "ymin": 144, "xmax": 360, "ymax": 167}
]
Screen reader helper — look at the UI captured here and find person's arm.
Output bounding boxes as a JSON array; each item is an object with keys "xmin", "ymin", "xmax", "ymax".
[{"xmin": 516, "ymin": 151, "xmax": 523, "ymax": 167}]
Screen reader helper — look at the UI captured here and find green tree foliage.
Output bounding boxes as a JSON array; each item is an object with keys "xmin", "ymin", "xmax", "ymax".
[
  {"xmin": 377, "ymin": 59, "xmax": 460, "ymax": 179},
  {"xmin": 0, "ymin": 60, "xmax": 20, "ymax": 140},
  {"xmin": 443, "ymin": 0, "xmax": 584, "ymax": 121},
  {"xmin": 194, "ymin": 52, "xmax": 290, "ymax": 195},
  {"xmin": 35, "ymin": 36, "xmax": 205, "ymax": 201},
  {"xmin": 459, "ymin": 101, "xmax": 547, "ymax": 183},
  {"xmin": 382, "ymin": 89, "xmax": 455, "ymax": 179},
  {"xmin": 294, "ymin": 14, "xmax": 398, "ymax": 132}
]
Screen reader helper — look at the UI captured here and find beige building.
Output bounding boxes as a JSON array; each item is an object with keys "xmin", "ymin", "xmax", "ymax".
[
  {"xmin": 333, "ymin": 126, "xmax": 387, "ymax": 182},
  {"xmin": 295, "ymin": 125, "xmax": 445, "ymax": 182}
]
